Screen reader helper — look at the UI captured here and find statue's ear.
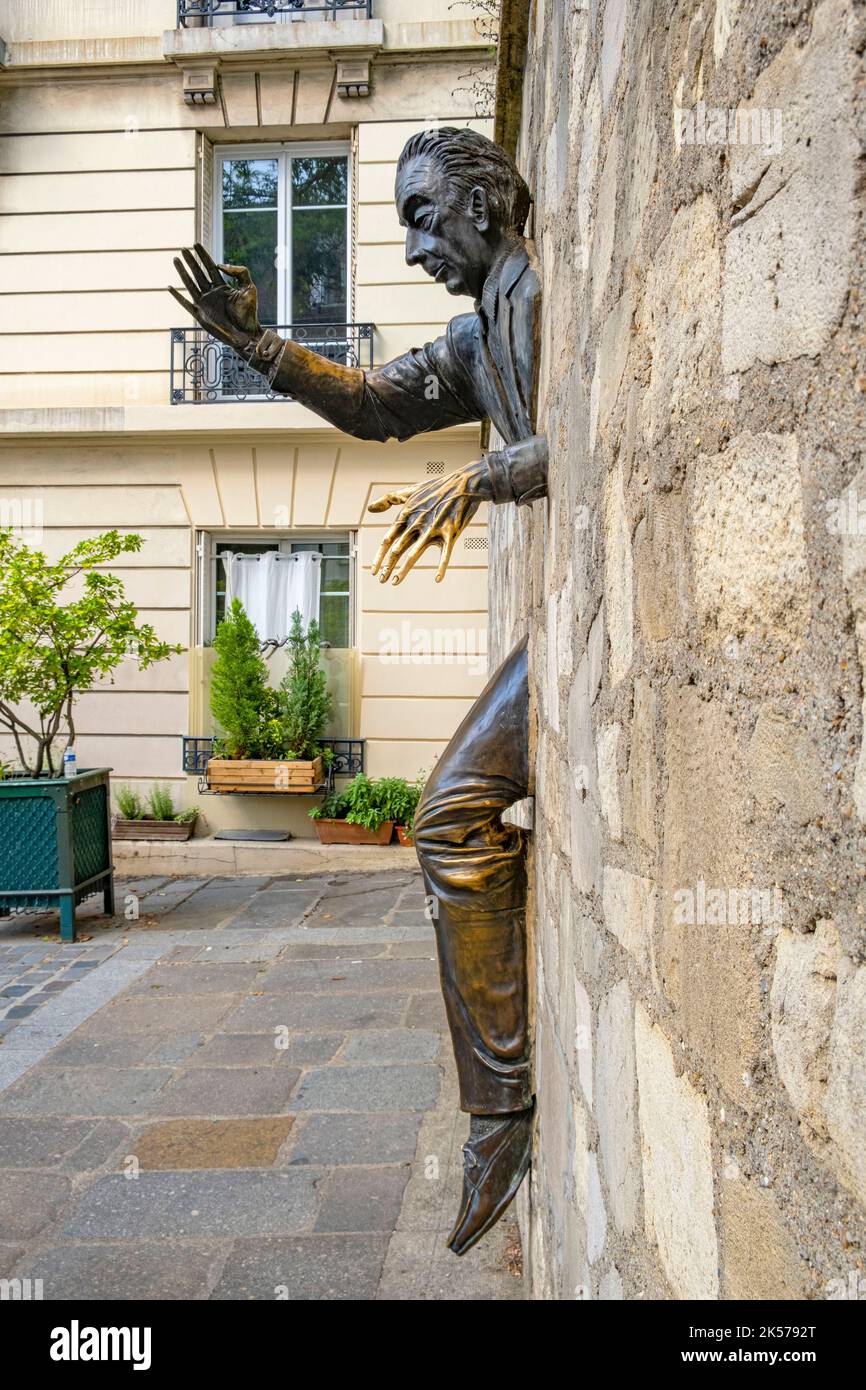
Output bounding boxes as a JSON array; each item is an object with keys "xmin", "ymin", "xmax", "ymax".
[{"xmin": 467, "ymin": 185, "xmax": 491, "ymax": 232}]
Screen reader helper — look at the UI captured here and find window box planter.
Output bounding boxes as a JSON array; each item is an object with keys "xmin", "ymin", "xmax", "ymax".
[
  {"xmin": 113, "ymin": 816, "xmax": 197, "ymax": 842},
  {"xmin": 207, "ymin": 757, "xmax": 323, "ymax": 794},
  {"xmin": 312, "ymin": 818, "xmax": 394, "ymax": 846},
  {"xmin": 0, "ymin": 768, "xmax": 115, "ymax": 943}
]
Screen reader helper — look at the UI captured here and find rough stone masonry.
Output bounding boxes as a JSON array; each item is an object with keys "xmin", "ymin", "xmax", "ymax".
[{"xmin": 491, "ymin": 0, "xmax": 866, "ymax": 1298}]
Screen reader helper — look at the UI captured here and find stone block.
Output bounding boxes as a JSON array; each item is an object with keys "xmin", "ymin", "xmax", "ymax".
[
  {"xmin": 749, "ymin": 710, "xmax": 826, "ymax": 825},
  {"xmin": 719, "ymin": 1179, "xmax": 806, "ymax": 1300},
  {"xmin": 596, "ymin": 722, "xmax": 623, "ymax": 841},
  {"xmin": 637, "ymin": 194, "xmax": 720, "ymax": 445},
  {"xmin": 691, "ymin": 432, "xmax": 809, "ymax": 647},
  {"xmin": 603, "ymin": 462, "xmax": 634, "ymax": 686},
  {"xmin": 596, "ymin": 979, "xmax": 639, "ymax": 1235},
  {"xmin": 722, "ymin": 0, "xmax": 858, "ymax": 372},
  {"xmin": 634, "ymin": 1004, "xmax": 719, "ymax": 1299},
  {"xmin": 602, "ymin": 865, "xmax": 656, "ymax": 979}
]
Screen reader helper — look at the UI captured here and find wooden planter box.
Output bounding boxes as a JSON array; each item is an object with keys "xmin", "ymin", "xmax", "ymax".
[
  {"xmin": 113, "ymin": 817, "xmax": 196, "ymax": 842},
  {"xmin": 312, "ymin": 819, "xmax": 394, "ymax": 846},
  {"xmin": 396, "ymin": 825, "xmax": 414, "ymax": 847},
  {"xmin": 207, "ymin": 756, "xmax": 323, "ymax": 794}
]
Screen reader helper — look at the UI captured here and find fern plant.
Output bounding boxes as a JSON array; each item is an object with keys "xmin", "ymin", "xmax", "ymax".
[
  {"xmin": 115, "ymin": 784, "xmax": 145, "ymax": 820},
  {"xmin": 278, "ymin": 610, "xmax": 332, "ymax": 761},
  {"xmin": 147, "ymin": 783, "xmax": 176, "ymax": 821}
]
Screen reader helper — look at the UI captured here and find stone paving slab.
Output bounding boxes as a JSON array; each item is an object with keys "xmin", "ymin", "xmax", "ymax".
[
  {"xmin": 20, "ymin": 1241, "xmax": 223, "ymax": 1301},
  {"xmin": 146, "ymin": 1065, "xmax": 301, "ymax": 1117},
  {"xmin": 285, "ymin": 1113, "xmax": 421, "ymax": 1167},
  {"xmin": 0, "ymin": 869, "xmax": 525, "ymax": 1301},
  {"xmin": 211, "ymin": 1234, "xmax": 390, "ymax": 1300},
  {"xmin": 60, "ymin": 1170, "xmax": 320, "ymax": 1239}
]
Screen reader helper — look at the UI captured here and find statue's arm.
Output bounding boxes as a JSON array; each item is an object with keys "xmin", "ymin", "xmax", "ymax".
[{"xmin": 248, "ymin": 323, "xmax": 480, "ymax": 444}]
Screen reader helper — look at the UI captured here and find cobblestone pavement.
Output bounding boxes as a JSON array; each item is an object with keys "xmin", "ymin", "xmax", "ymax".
[{"xmin": 0, "ymin": 872, "xmax": 524, "ymax": 1301}]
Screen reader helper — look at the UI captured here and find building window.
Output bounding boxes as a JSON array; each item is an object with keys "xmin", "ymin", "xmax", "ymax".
[
  {"xmin": 207, "ymin": 535, "xmax": 352, "ymax": 648},
  {"xmin": 216, "ymin": 144, "xmax": 350, "ymax": 329}
]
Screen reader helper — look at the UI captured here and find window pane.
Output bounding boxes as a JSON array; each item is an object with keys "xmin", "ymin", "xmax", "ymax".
[
  {"xmin": 321, "ymin": 556, "xmax": 349, "ymax": 594},
  {"xmin": 222, "ymin": 159, "xmax": 278, "ymax": 210},
  {"xmin": 319, "ymin": 593, "xmax": 349, "ymax": 649},
  {"xmin": 291, "ymin": 156, "xmax": 348, "ymax": 207},
  {"xmin": 223, "ymin": 209, "xmax": 278, "ymax": 325},
  {"xmin": 292, "ymin": 206, "xmax": 347, "ymax": 324}
]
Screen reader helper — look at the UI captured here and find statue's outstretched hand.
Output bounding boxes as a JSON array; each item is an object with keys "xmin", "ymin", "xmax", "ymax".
[
  {"xmin": 169, "ymin": 244, "xmax": 262, "ymax": 353},
  {"xmin": 368, "ymin": 460, "xmax": 492, "ymax": 584}
]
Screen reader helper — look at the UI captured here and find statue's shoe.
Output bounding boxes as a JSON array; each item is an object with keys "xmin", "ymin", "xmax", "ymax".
[{"xmin": 446, "ymin": 1107, "xmax": 534, "ymax": 1257}]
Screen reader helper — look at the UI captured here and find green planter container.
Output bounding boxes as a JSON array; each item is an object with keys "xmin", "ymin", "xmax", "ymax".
[{"xmin": 0, "ymin": 768, "xmax": 115, "ymax": 943}]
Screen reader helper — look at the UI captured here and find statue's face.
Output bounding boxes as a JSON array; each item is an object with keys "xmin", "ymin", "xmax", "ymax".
[{"xmin": 396, "ymin": 155, "xmax": 495, "ymax": 301}]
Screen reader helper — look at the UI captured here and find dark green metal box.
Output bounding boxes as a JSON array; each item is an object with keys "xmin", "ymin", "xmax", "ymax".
[{"xmin": 0, "ymin": 768, "xmax": 115, "ymax": 942}]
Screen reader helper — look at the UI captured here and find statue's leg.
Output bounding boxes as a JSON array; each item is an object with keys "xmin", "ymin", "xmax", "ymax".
[{"xmin": 413, "ymin": 635, "xmax": 532, "ymax": 1255}]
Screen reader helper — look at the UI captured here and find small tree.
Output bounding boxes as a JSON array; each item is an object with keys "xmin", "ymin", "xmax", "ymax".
[
  {"xmin": 0, "ymin": 528, "xmax": 181, "ymax": 777},
  {"xmin": 279, "ymin": 610, "xmax": 332, "ymax": 760},
  {"xmin": 210, "ymin": 597, "xmax": 270, "ymax": 759}
]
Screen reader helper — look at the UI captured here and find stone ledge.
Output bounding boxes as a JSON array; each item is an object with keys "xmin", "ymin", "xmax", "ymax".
[
  {"xmin": 112, "ymin": 834, "xmax": 414, "ymax": 877},
  {"xmin": 163, "ymin": 20, "xmax": 385, "ymax": 66},
  {"xmin": 0, "ymin": 404, "xmax": 479, "ymax": 443}
]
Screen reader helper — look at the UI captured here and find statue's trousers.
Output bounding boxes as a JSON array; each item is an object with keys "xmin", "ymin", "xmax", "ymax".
[{"xmin": 413, "ymin": 637, "xmax": 532, "ymax": 1115}]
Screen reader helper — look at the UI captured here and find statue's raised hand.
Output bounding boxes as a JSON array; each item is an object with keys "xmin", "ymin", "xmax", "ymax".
[{"xmin": 169, "ymin": 244, "xmax": 262, "ymax": 354}]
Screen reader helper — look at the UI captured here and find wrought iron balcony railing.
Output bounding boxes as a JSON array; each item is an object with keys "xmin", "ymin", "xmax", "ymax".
[
  {"xmin": 178, "ymin": 1, "xmax": 372, "ymax": 24},
  {"xmin": 169, "ymin": 323, "xmax": 374, "ymax": 403}
]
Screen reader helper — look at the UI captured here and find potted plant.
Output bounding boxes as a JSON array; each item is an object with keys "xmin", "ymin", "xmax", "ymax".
[
  {"xmin": 310, "ymin": 773, "xmax": 399, "ymax": 846},
  {"xmin": 383, "ymin": 776, "xmax": 425, "ymax": 846},
  {"xmin": 207, "ymin": 603, "xmax": 331, "ymax": 794},
  {"xmin": 112, "ymin": 783, "xmax": 199, "ymax": 842},
  {"xmin": 0, "ymin": 529, "xmax": 181, "ymax": 940}
]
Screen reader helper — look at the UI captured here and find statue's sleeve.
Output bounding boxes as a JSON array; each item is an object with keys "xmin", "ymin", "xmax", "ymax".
[{"xmin": 248, "ymin": 316, "xmax": 482, "ymax": 443}]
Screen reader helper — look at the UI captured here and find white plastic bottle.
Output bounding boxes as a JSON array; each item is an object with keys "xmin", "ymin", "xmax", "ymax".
[{"xmin": 63, "ymin": 746, "xmax": 77, "ymax": 778}]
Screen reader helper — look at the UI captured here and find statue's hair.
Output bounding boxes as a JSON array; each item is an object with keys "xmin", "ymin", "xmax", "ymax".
[{"xmin": 396, "ymin": 127, "xmax": 531, "ymax": 234}]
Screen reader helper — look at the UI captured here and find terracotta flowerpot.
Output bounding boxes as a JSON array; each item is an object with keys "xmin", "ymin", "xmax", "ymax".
[
  {"xmin": 207, "ymin": 757, "xmax": 323, "ymax": 794},
  {"xmin": 396, "ymin": 825, "xmax": 415, "ymax": 847},
  {"xmin": 113, "ymin": 817, "xmax": 196, "ymax": 841},
  {"xmin": 312, "ymin": 819, "xmax": 394, "ymax": 846}
]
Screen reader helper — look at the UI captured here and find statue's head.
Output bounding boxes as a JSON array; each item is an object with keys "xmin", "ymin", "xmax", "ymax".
[{"xmin": 395, "ymin": 127, "xmax": 531, "ymax": 300}]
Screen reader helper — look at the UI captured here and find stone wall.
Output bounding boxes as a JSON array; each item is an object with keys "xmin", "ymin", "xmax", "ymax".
[{"xmin": 492, "ymin": 0, "xmax": 866, "ymax": 1299}]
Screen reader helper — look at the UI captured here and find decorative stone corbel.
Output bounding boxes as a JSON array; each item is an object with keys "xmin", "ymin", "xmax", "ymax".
[
  {"xmin": 334, "ymin": 55, "xmax": 371, "ymax": 99},
  {"xmin": 181, "ymin": 59, "xmax": 220, "ymax": 107}
]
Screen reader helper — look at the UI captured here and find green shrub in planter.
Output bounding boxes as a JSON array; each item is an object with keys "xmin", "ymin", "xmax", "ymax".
[{"xmin": 0, "ymin": 528, "xmax": 181, "ymax": 939}]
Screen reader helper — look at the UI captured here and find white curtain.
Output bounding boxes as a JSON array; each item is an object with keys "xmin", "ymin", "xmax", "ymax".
[{"xmin": 221, "ymin": 551, "xmax": 322, "ymax": 642}]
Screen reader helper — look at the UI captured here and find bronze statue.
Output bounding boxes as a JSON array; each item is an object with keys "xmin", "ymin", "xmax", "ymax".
[{"xmin": 170, "ymin": 127, "xmax": 546, "ymax": 1254}]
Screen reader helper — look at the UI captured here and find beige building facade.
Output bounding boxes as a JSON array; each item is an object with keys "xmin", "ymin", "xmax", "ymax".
[{"xmin": 0, "ymin": 0, "xmax": 494, "ymax": 831}]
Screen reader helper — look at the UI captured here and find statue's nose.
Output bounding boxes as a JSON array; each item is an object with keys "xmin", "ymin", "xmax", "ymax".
[{"xmin": 405, "ymin": 230, "xmax": 423, "ymax": 267}]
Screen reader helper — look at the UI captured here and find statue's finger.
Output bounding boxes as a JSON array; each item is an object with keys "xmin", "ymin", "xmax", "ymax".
[
  {"xmin": 217, "ymin": 263, "xmax": 252, "ymax": 287},
  {"xmin": 371, "ymin": 521, "xmax": 404, "ymax": 575},
  {"xmin": 181, "ymin": 247, "xmax": 210, "ymax": 295},
  {"xmin": 435, "ymin": 527, "xmax": 459, "ymax": 583},
  {"xmin": 168, "ymin": 286, "xmax": 195, "ymax": 316},
  {"xmin": 393, "ymin": 533, "xmax": 432, "ymax": 585},
  {"xmin": 380, "ymin": 526, "xmax": 425, "ymax": 583},
  {"xmin": 173, "ymin": 257, "xmax": 200, "ymax": 301},
  {"xmin": 368, "ymin": 489, "xmax": 412, "ymax": 514},
  {"xmin": 195, "ymin": 243, "xmax": 225, "ymax": 288}
]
